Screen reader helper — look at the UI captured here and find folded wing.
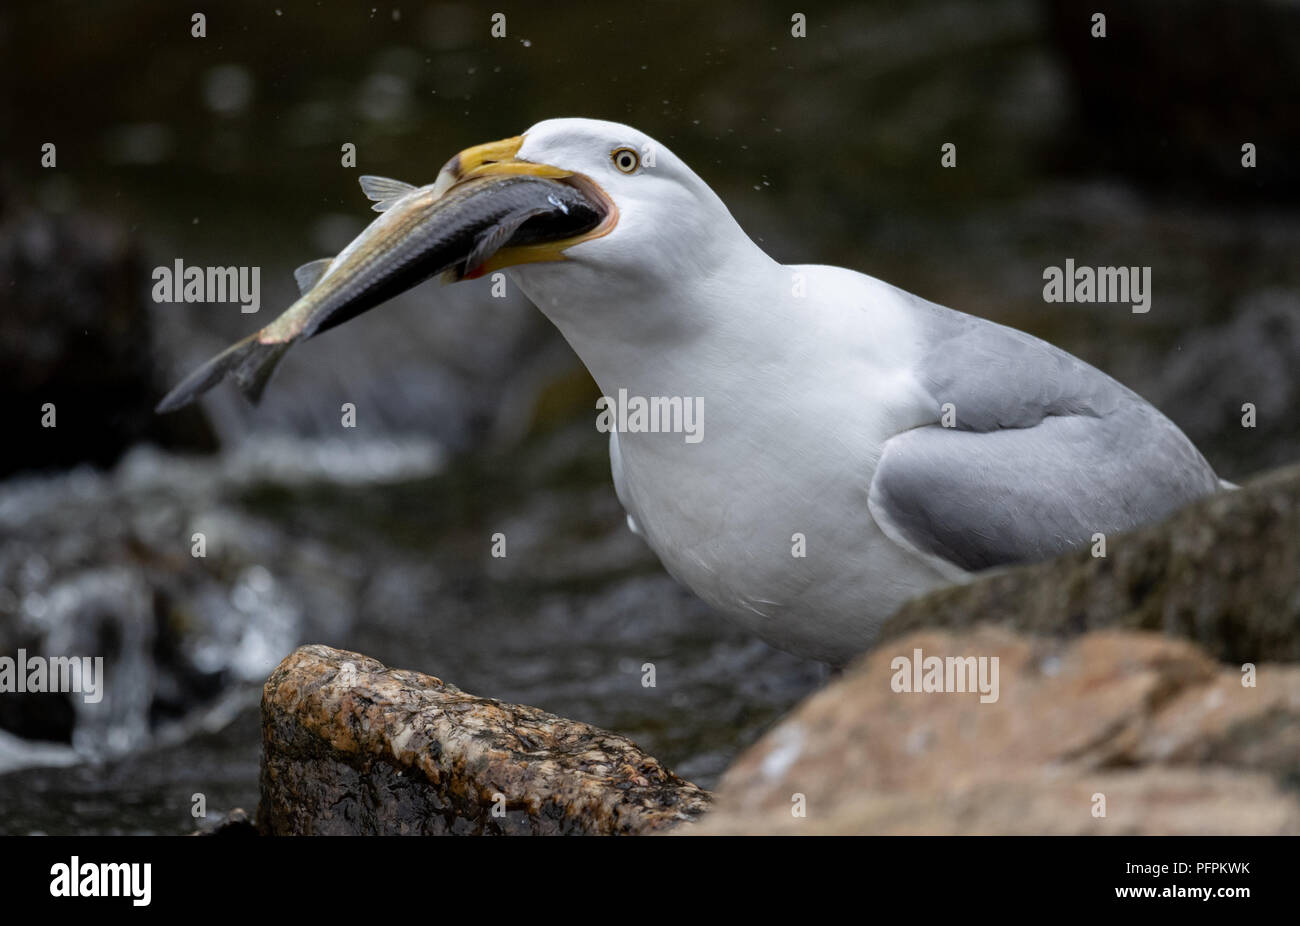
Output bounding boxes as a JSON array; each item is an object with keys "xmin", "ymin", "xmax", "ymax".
[{"xmin": 869, "ymin": 303, "xmax": 1222, "ymax": 572}]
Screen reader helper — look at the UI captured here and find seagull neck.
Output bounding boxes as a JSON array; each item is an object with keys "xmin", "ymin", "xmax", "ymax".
[{"xmin": 518, "ymin": 246, "xmax": 785, "ymax": 399}]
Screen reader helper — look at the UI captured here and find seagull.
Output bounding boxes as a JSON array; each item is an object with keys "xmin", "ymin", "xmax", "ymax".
[
  {"xmin": 403, "ymin": 119, "xmax": 1235, "ymax": 665},
  {"xmin": 430, "ymin": 117, "xmax": 1228, "ymax": 665}
]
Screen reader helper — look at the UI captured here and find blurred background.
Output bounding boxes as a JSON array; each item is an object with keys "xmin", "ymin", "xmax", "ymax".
[{"xmin": 0, "ymin": 0, "xmax": 1296, "ymax": 833}]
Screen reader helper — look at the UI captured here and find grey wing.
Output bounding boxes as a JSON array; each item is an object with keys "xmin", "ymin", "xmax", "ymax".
[{"xmin": 868, "ymin": 303, "xmax": 1222, "ymax": 573}]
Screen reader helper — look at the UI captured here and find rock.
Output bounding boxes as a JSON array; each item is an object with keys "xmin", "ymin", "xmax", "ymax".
[
  {"xmin": 258, "ymin": 645, "xmax": 711, "ymax": 835},
  {"xmin": 879, "ymin": 463, "xmax": 1300, "ymax": 664},
  {"xmin": 689, "ymin": 628, "xmax": 1300, "ymax": 835}
]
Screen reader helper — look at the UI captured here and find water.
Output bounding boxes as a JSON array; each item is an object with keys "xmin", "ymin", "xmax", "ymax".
[{"xmin": 0, "ymin": 431, "xmax": 825, "ymax": 833}]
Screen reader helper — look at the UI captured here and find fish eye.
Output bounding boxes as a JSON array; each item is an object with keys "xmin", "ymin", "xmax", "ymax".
[{"xmin": 611, "ymin": 146, "xmax": 640, "ymax": 174}]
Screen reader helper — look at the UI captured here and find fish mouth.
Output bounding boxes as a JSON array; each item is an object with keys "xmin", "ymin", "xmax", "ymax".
[{"xmin": 433, "ymin": 135, "xmax": 619, "ymax": 279}]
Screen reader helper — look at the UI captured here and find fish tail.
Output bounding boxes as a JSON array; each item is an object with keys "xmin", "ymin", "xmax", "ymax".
[
  {"xmin": 232, "ymin": 338, "xmax": 291, "ymax": 405},
  {"xmin": 155, "ymin": 333, "xmax": 290, "ymax": 412}
]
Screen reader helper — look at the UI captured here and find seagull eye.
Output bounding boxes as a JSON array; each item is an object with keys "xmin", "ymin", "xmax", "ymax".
[{"xmin": 611, "ymin": 146, "xmax": 640, "ymax": 174}]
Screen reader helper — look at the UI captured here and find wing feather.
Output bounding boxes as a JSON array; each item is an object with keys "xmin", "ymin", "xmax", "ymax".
[{"xmin": 870, "ymin": 303, "xmax": 1221, "ymax": 572}]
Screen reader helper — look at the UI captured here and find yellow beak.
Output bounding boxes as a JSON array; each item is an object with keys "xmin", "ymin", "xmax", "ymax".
[
  {"xmin": 432, "ymin": 134, "xmax": 618, "ymax": 278},
  {"xmin": 431, "ymin": 135, "xmax": 573, "ymax": 194}
]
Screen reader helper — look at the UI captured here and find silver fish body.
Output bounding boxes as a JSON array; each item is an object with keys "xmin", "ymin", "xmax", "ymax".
[{"xmin": 156, "ymin": 173, "xmax": 602, "ymax": 412}]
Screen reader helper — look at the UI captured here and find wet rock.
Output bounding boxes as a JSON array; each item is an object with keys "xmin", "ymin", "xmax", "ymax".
[
  {"xmin": 879, "ymin": 463, "xmax": 1300, "ymax": 664},
  {"xmin": 258, "ymin": 644, "xmax": 711, "ymax": 835},
  {"xmin": 690, "ymin": 628, "xmax": 1300, "ymax": 835}
]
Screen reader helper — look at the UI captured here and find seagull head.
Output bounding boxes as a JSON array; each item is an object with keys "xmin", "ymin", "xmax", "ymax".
[{"xmin": 432, "ymin": 118, "xmax": 758, "ymax": 292}]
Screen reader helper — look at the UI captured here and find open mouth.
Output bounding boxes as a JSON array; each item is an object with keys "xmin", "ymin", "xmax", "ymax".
[
  {"xmin": 455, "ymin": 173, "xmax": 618, "ymax": 280},
  {"xmin": 505, "ymin": 174, "xmax": 615, "ymax": 244},
  {"xmin": 434, "ymin": 135, "xmax": 619, "ymax": 279},
  {"xmin": 554, "ymin": 172, "xmax": 619, "ymax": 241}
]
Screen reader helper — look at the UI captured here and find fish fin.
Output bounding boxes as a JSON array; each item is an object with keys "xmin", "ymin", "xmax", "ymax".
[
  {"xmin": 359, "ymin": 175, "xmax": 416, "ymax": 211},
  {"xmin": 460, "ymin": 207, "xmax": 548, "ymax": 279},
  {"xmin": 293, "ymin": 258, "xmax": 334, "ymax": 295},
  {"xmin": 156, "ymin": 332, "xmax": 289, "ymax": 412}
]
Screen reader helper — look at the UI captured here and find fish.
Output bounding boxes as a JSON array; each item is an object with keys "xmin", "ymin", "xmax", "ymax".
[{"xmin": 154, "ymin": 172, "xmax": 604, "ymax": 412}]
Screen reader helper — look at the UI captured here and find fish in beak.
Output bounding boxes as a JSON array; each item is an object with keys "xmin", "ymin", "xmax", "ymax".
[
  {"xmin": 155, "ymin": 136, "xmax": 614, "ymax": 413},
  {"xmin": 429, "ymin": 134, "xmax": 618, "ymax": 278}
]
